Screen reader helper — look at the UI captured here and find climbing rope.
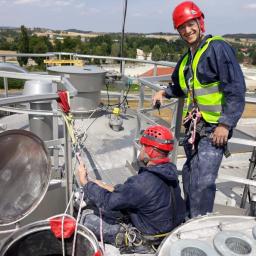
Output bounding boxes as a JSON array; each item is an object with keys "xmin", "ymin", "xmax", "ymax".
[{"xmin": 71, "ymin": 191, "xmax": 85, "ymax": 256}]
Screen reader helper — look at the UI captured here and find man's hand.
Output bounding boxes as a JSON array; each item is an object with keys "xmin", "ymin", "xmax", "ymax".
[
  {"xmin": 211, "ymin": 124, "xmax": 229, "ymax": 147},
  {"xmin": 152, "ymin": 90, "xmax": 165, "ymax": 106},
  {"xmin": 77, "ymin": 161, "xmax": 88, "ymax": 186}
]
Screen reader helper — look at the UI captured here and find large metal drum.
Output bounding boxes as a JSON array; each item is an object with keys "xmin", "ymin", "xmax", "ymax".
[
  {"xmin": 23, "ymin": 80, "xmax": 54, "ymax": 141},
  {"xmin": 47, "ymin": 66, "xmax": 106, "ymax": 113},
  {"xmin": 0, "ymin": 215, "xmax": 102, "ymax": 256},
  {"xmin": 0, "ymin": 130, "xmax": 51, "ymax": 226}
]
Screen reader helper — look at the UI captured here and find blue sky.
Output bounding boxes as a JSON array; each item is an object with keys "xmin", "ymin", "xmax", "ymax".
[{"xmin": 0, "ymin": 0, "xmax": 255, "ymax": 34}]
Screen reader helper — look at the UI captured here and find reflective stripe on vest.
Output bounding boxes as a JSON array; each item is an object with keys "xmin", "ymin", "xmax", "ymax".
[{"xmin": 179, "ymin": 36, "xmax": 225, "ymax": 123}]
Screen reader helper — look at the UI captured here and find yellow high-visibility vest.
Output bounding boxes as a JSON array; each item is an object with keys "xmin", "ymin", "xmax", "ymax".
[{"xmin": 179, "ymin": 36, "xmax": 225, "ymax": 123}]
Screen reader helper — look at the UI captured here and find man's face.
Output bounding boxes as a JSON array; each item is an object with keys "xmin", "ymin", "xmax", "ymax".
[{"xmin": 177, "ymin": 19, "xmax": 200, "ymax": 45}]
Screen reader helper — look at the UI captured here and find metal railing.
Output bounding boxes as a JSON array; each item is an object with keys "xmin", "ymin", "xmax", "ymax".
[
  {"xmin": 0, "ymin": 52, "xmax": 256, "ymax": 213},
  {"xmin": 0, "ymin": 68, "xmax": 77, "ymax": 218}
]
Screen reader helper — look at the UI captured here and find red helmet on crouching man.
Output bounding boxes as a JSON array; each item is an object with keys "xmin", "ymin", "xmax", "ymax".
[{"xmin": 139, "ymin": 125, "xmax": 174, "ymax": 165}]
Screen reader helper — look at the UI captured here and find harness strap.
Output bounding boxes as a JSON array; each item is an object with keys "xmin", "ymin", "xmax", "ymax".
[
  {"xmin": 183, "ymin": 107, "xmax": 202, "ymax": 149},
  {"xmin": 170, "ymin": 185, "xmax": 177, "ymax": 227}
]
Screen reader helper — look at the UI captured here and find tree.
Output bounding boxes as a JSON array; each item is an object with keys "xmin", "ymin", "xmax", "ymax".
[
  {"xmin": 142, "ymin": 45, "xmax": 151, "ymax": 60},
  {"xmin": 53, "ymin": 38, "xmax": 63, "ymax": 52},
  {"xmin": 236, "ymin": 51, "xmax": 244, "ymax": 64},
  {"xmin": 251, "ymin": 51, "xmax": 256, "ymax": 66},
  {"xmin": 17, "ymin": 25, "xmax": 30, "ymax": 66},
  {"xmin": 111, "ymin": 43, "xmax": 120, "ymax": 57},
  {"xmin": 152, "ymin": 45, "xmax": 163, "ymax": 61},
  {"xmin": 30, "ymin": 35, "xmax": 49, "ymax": 67}
]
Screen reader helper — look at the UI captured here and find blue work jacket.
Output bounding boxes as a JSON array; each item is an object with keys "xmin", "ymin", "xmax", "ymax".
[
  {"xmin": 83, "ymin": 163, "xmax": 186, "ymax": 235},
  {"xmin": 165, "ymin": 34, "xmax": 246, "ymax": 129}
]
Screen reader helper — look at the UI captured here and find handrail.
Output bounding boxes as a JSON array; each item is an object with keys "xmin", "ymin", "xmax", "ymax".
[
  {"xmin": 0, "ymin": 53, "xmax": 55, "ymax": 58},
  {"xmin": 0, "ymin": 70, "xmax": 62, "ymax": 82},
  {"xmin": 74, "ymin": 54, "xmax": 177, "ymax": 67},
  {"xmin": 0, "ymin": 52, "xmax": 255, "ymax": 213}
]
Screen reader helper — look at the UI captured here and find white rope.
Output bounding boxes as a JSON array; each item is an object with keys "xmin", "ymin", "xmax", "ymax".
[
  {"xmin": 99, "ymin": 208, "xmax": 105, "ymax": 254},
  {"xmin": 61, "ymin": 191, "xmax": 75, "ymax": 256},
  {"xmin": 71, "ymin": 191, "xmax": 85, "ymax": 256}
]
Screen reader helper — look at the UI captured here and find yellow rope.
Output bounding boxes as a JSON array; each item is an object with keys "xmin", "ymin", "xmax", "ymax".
[{"xmin": 61, "ymin": 112, "xmax": 76, "ymax": 144}]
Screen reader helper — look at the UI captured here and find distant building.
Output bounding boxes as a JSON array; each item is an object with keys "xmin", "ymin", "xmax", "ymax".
[
  {"xmin": 136, "ymin": 49, "xmax": 152, "ymax": 61},
  {"xmin": 140, "ymin": 66, "xmax": 174, "ymax": 77}
]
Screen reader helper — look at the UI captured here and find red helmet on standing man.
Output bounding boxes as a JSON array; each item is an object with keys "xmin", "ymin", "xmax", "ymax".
[{"xmin": 172, "ymin": 1, "xmax": 205, "ymax": 32}]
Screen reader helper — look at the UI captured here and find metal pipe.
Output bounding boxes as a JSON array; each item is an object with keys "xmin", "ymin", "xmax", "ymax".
[
  {"xmin": 64, "ymin": 122, "xmax": 73, "ymax": 215},
  {"xmin": 0, "ymin": 71, "xmax": 61, "ymax": 82},
  {"xmin": 3, "ymin": 77, "xmax": 8, "ymax": 98},
  {"xmin": 61, "ymin": 76, "xmax": 78, "ymax": 97},
  {"xmin": 0, "ymin": 62, "xmax": 28, "ymax": 98},
  {"xmin": 240, "ymin": 147, "xmax": 256, "ymax": 208},
  {"xmin": 0, "ymin": 93, "xmax": 59, "ymax": 106},
  {"xmin": 75, "ymin": 54, "xmax": 177, "ymax": 67}
]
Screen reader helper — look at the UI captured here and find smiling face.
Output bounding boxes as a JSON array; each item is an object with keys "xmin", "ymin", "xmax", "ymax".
[{"xmin": 177, "ymin": 18, "xmax": 201, "ymax": 46}]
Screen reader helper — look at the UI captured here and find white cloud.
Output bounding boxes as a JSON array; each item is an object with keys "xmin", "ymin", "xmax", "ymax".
[
  {"xmin": 243, "ymin": 3, "xmax": 256, "ymax": 9},
  {"xmin": 13, "ymin": 0, "xmax": 75, "ymax": 7},
  {"xmin": 14, "ymin": 0, "xmax": 39, "ymax": 4},
  {"xmin": 132, "ymin": 12, "xmax": 145, "ymax": 17},
  {"xmin": 80, "ymin": 7, "xmax": 100, "ymax": 16}
]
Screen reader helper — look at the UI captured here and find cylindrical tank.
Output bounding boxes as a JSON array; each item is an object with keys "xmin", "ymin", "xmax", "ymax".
[
  {"xmin": 0, "ymin": 216, "xmax": 102, "ymax": 256},
  {"xmin": 0, "ymin": 130, "xmax": 51, "ymax": 226},
  {"xmin": 23, "ymin": 80, "xmax": 54, "ymax": 141},
  {"xmin": 47, "ymin": 66, "xmax": 106, "ymax": 114}
]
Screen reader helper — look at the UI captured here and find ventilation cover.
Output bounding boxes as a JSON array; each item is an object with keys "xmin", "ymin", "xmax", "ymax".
[
  {"xmin": 169, "ymin": 239, "xmax": 219, "ymax": 256},
  {"xmin": 214, "ymin": 231, "xmax": 255, "ymax": 256}
]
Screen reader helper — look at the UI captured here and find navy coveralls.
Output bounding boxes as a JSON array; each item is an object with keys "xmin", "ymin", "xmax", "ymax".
[
  {"xmin": 81, "ymin": 163, "xmax": 186, "ymax": 244},
  {"xmin": 165, "ymin": 35, "xmax": 246, "ymax": 218}
]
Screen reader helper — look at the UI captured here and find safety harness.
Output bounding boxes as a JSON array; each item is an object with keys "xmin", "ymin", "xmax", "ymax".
[
  {"xmin": 179, "ymin": 36, "xmax": 226, "ymax": 148},
  {"xmin": 114, "ymin": 175, "xmax": 178, "ymax": 254}
]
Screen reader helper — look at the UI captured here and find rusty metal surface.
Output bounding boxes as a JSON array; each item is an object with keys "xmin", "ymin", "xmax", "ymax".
[{"xmin": 0, "ymin": 130, "xmax": 51, "ymax": 226}]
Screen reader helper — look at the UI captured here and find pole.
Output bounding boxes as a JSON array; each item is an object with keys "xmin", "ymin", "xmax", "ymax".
[{"xmin": 120, "ymin": 0, "xmax": 128, "ymax": 74}]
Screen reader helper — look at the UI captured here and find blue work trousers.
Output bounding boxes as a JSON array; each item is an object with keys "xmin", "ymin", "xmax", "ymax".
[
  {"xmin": 182, "ymin": 136, "xmax": 224, "ymax": 218},
  {"xmin": 80, "ymin": 208, "xmax": 122, "ymax": 245}
]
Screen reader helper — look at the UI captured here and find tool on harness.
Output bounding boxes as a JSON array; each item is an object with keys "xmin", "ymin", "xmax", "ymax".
[
  {"xmin": 115, "ymin": 224, "xmax": 166, "ymax": 254},
  {"xmin": 183, "ymin": 107, "xmax": 201, "ymax": 149},
  {"xmin": 224, "ymin": 143, "xmax": 231, "ymax": 158},
  {"xmin": 153, "ymin": 100, "xmax": 161, "ymax": 115}
]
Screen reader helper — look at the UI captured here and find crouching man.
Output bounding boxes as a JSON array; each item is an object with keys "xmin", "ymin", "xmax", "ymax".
[{"xmin": 78, "ymin": 125, "xmax": 186, "ymax": 254}]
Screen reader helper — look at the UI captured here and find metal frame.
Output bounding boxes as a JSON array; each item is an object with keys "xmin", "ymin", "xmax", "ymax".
[
  {"xmin": 0, "ymin": 53, "xmax": 256, "ymax": 217},
  {"xmin": 0, "ymin": 69, "xmax": 77, "ymax": 222}
]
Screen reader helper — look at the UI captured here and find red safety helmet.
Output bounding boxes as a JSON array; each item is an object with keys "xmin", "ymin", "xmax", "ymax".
[
  {"xmin": 140, "ymin": 125, "xmax": 174, "ymax": 152},
  {"xmin": 172, "ymin": 1, "xmax": 205, "ymax": 32}
]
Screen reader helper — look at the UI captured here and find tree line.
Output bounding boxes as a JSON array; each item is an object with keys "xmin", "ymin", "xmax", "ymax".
[{"xmin": 0, "ymin": 25, "xmax": 256, "ymax": 69}]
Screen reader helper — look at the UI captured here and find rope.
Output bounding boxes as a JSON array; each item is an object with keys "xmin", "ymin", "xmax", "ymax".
[
  {"xmin": 99, "ymin": 208, "xmax": 105, "ymax": 254},
  {"xmin": 62, "ymin": 112, "xmax": 76, "ymax": 144},
  {"xmin": 183, "ymin": 107, "xmax": 201, "ymax": 149},
  {"xmin": 71, "ymin": 191, "xmax": 85, "ymax": 256},
  {"xmin": 61, "ymin": 192, "xmax": 75, "ymax": 256}
]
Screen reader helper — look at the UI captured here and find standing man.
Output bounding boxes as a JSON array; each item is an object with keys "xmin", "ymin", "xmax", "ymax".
[{"xmin": 153, "ymin": 1, "xmax": 245, "ymax": 218}]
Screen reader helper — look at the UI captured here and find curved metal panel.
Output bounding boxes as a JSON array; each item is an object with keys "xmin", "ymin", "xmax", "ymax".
[
  {"xmin": 0, "ymin": 130, "xmax": 51, "ymax": 226},
  {"xmin": 0, "ymin": 215, "xmax": 101, "ymax": 256}
]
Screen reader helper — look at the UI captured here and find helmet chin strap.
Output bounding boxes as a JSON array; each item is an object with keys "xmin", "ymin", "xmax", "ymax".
[{"xmin": 143, "ymin": 147, "xmax": 170, "ymax": 165}]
